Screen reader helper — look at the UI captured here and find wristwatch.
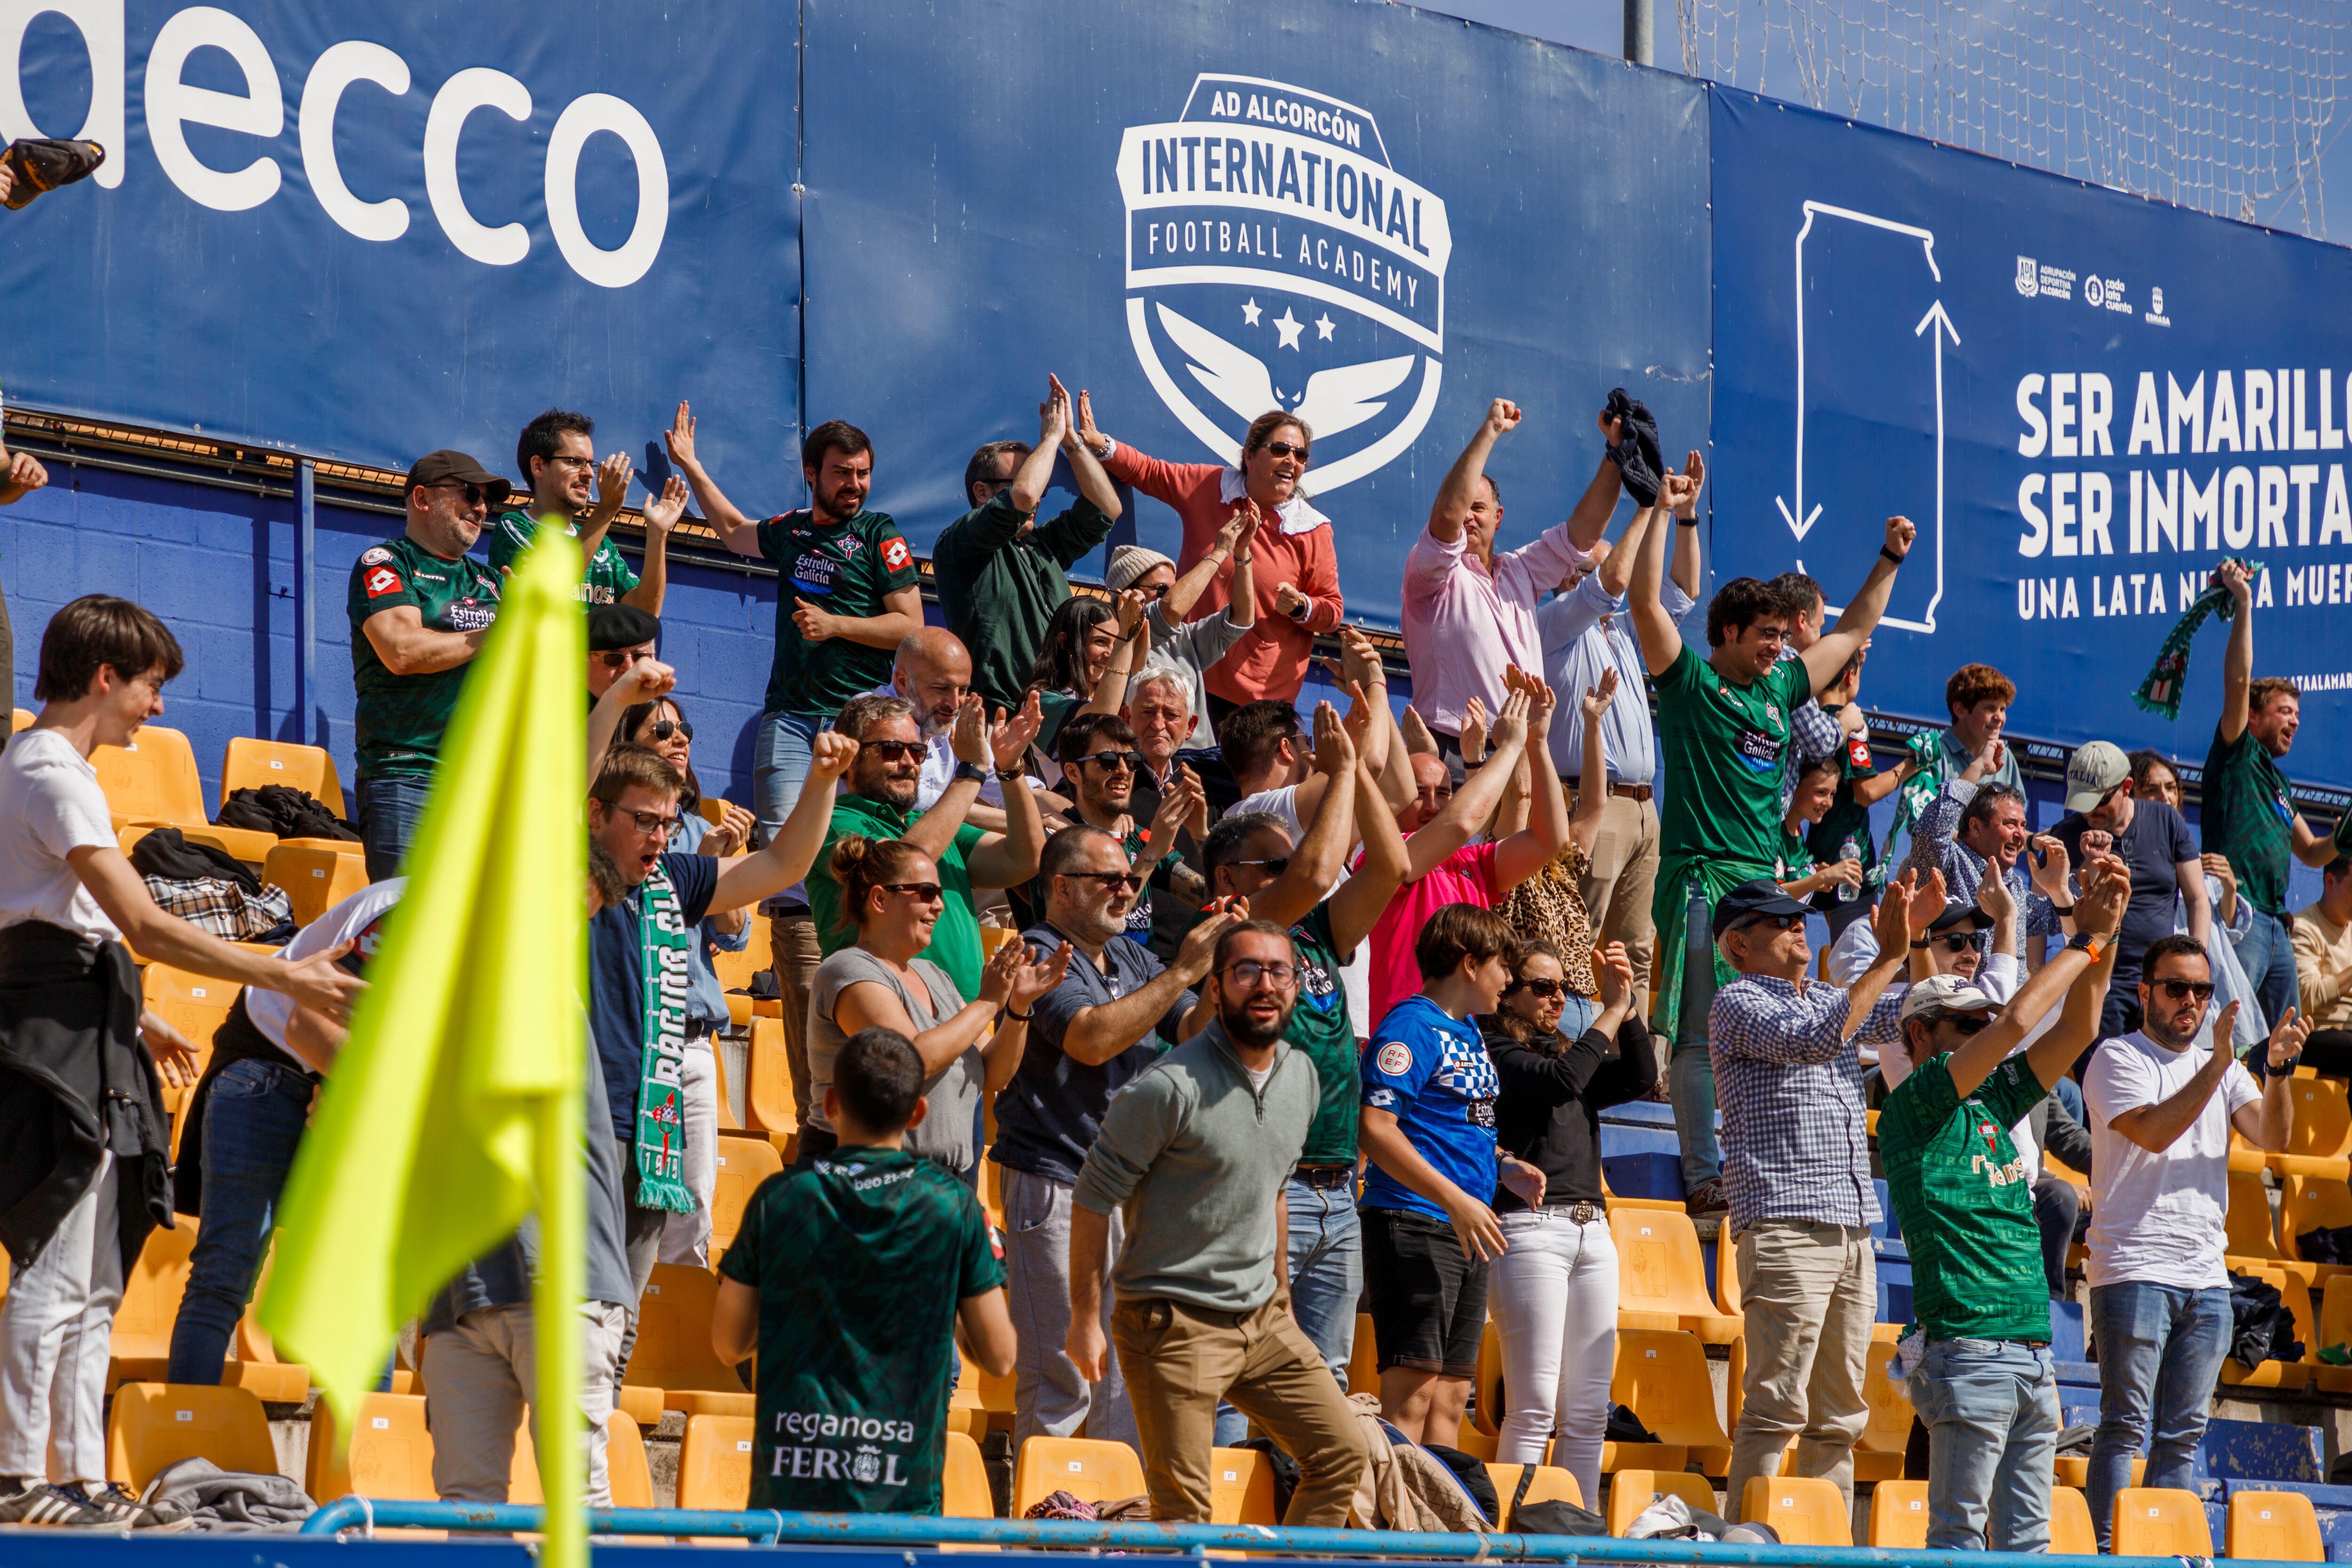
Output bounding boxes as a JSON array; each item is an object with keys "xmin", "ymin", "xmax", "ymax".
[
  {"xmin": 1286, "ymin": 598, "xmax": 1310, "ymax": 621},
  {"xmin": 954, "ymin": 760, "xmax": 990, "ymax": 785},
  {"xmin": 2065, "ymin": 930, "xmax": 2107, "ymax": 962}
]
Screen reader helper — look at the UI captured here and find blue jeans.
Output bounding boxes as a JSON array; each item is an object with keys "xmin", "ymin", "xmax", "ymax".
[
  {"xmin": 2240, "ymin": 910, "xmax": 2299, "ymax": 1053},
  {"xmin": 752, "ymin": 710, "xmax": 826, "ymax": 839},
  {"xmin": 1673, "ymin": 887, "xmax": 1722, "ymax": 1189},
  {"xmin": 2087, "ymin": 1281, "xmax": 2232, "ymax": 1548},
  {"xmin": 1910, "ymin": 1338, "xmax": 2058, "ymax": 1551},
  {"xmin": 166, "ymin": 1058, "xmax": 315, "ymax": 1384},
  {"xmin": 356, "ymin": 776, "xmax": 430, "ymax": 883}
]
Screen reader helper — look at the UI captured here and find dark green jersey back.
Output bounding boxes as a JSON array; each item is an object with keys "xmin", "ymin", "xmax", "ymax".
[
  {"xmin": 1287, "ymin": 902, "xmax": 1361, "ymax": 1165},
  {"xmin": 346, "ymin": 537, "xmax": 501, "ymax": 779},
  {"xmin": 719, "ymin": 1146, "xmax": 1002, "ymax": 1514}
]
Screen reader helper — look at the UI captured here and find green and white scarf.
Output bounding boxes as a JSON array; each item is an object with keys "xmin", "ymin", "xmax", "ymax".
[
  {"xmin": 2134, "ymin": 556, "xmax": 2261, "ymax": 721},
  {"xmin": 633, "ymin": 861, "xmax": 697, "ymax": 1214}
]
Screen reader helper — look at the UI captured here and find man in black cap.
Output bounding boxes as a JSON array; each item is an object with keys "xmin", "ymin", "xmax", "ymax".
[
  {"xmin": 348, "ymin": 451, "xmax": 509, "ymax": 879},
  {"xmin": 1707, "ymin": 868, "xmax": 1939, "ymax": 1521},
  {"xmin": 587, "ymin": 604, "xmax": 662, "ymax": 705}
]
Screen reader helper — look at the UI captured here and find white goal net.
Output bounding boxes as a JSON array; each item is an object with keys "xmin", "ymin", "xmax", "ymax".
[{"xmin": 1675, "ymin": 0, "xmax": 2350, "ymax": 237}]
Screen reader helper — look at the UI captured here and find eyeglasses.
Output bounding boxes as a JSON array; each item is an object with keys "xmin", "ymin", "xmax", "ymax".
[
  {"xmin": 1136, "ymin": 581, "xmax": 1172, "ymax": 600},
  {"xmin": 595, "ymin": 649, "xmax": 645, "ymax": 669},
  {"xmin": 548, "ymin": 454, "xmax": 598, "ymax": 471},
  {"xmin": 1228, "ymin": 856, "xmax": 1290, "ymax": 877},
  {"xmin": 429, "ymin": 480, "xmax": 495, "ymax": 509},
  {"xmin": 1064, "ymin": 870, "xmax": 1143, "ymax": 893},
  {"xmin": 1508, "ymin": 978, "xmax": 1566, "ymax": 999},
  {"xmin": 1222, "ymin": 960, "xmax": 1297, "ymax": 988},
  {"xmin": 2155, "ymin": 979, "xmax": 2216, "ymax": 1003},
  {"xmin": 645, "ymin": 717, "xmax": 693, "ymax": 742},
  {"xmin": 1261, "ymin": 439, "xmax": 1311, "ymax": 461},
  {"xmin": 620, "ymin": 808, "xmax": 680, "ymax": 837},
  {"xmin": 861, "ymin": 739, "xmax": 925, "ymax": 763},
  {"xmin": 1072, "ymin": 750, "xmax": 1143, "ymax": 773},
  {"xmin": 880, "ymin": 882, "xmax": 944, "ymax": 904}
]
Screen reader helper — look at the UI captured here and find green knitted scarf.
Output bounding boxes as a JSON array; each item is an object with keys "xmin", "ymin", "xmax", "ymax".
[{"xmin": 2134, "ymin": 557, "xmax": 2261, "ymax": 721}]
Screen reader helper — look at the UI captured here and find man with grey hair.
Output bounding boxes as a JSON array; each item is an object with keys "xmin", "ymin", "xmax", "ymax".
[
  {"xmin": 1107, "ymin": 512, "xmax": 1258, "ymax": 746},
  {"xmin": 877, "ymin": 626, "xmax": 1013, "ymax": 824}
]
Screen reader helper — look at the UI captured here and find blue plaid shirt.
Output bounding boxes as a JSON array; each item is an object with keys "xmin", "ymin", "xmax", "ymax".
[
  {"xmin": 1710, "ymin": 974, "xmax": 1903, "ymax": 1232},
  {"xmin": 1899, "ymin": 779, "xmax": 2063, "ymax": 941}
]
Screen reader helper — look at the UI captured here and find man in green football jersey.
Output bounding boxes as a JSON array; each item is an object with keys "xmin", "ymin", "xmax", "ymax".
[
  {"xmin": 488, "ymin": 409, "xmax": 683, "ymax": 612},
  {"xmin": 714, "ymin": 1027, "xmax": 1015, "ymax": 1514},
  {"xmin": 347, "ymin": 450, "xmax": 509, "ymax": 881}
]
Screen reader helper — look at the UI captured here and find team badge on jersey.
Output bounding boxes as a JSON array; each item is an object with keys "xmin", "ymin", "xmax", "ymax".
[
  {"xmin": 359, "ymin": 546, "xmax": 392, "ymax": 566},
  {"xmin": 1375, "ymin": 1041, "xmax": 1413, "ymax": 1075}
]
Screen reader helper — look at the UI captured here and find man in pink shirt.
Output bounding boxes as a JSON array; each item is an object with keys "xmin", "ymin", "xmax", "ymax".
[
  {"xmin": 1364, "ymin": 680, "xmax": 1570, "ymax": 1026},
  {"xmin": 1074, "ymin": 398, "xmax": 1341, "ymax": 715},
  {"xmin": 1402, "ymin": 399, "xmax": 1628, "ymax": 755}
]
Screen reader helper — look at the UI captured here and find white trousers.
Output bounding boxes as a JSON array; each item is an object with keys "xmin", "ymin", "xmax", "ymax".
[
  {"xmin": 422, "ymin": 1300, "xmax": 629, "ymax": 1506},
  {"xmin": 1486, "ymin": 1207, "xmax": 1618, "ymax": 1504},
  {"xmin": 659, "ymin": 1041, "xmax": 720, "ymax": 1267},
  {"xmin": 0, "ymin": 1151, "xmax": 123, "ymax": 1484}
]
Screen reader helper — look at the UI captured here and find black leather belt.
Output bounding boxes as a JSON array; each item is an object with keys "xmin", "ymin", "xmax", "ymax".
[
  {"xmin": 1294, "ymin": 1165, "xmax": 1354, "ymax": 1188},
  {"xmin": 1562, "ymin": 776, "xmax": 1654, "ymax": 803}
]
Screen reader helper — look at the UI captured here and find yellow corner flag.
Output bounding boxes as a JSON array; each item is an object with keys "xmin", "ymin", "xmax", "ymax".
[{"xmin": 263, "ymin": 531, "xmax": 588, "ymax": 1565}]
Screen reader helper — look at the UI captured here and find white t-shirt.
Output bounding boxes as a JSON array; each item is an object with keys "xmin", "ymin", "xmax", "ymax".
[
  {"xmin": 242, "ymin": 879, "xmax": 405, "ymax": 1059},
  {"xmin": 0, "ymin": 728, "xmax": 123, "ymax": 943},
  {"xmin": 2082, "ymin": 1030, "xmax": 2262, "ymax": 1289}
]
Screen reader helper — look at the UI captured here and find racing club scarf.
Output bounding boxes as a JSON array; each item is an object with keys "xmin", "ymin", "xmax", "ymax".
[{"xmin": 633, "ymin": 862, "xmax": 697, "ymax": 1214}]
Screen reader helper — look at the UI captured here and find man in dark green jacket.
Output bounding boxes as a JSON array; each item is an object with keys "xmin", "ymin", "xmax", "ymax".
[{"xmin": 934, "ymin": 376, "xmax": 1122, "ymax": 712}]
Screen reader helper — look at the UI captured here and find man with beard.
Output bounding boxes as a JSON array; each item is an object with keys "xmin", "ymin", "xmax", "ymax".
[
  {"xmin": 2081, "ymin": 932, "xmax": 2305, "ymax": 1547},
  {"xmin": 1011, "ymin": 712, "xmax": 1206, "ymax": 944},
  {"xmin": 490, "ymin": 407, "xmax": 684, "ymax": 611},
  {"xmin": 1069, "ymin": 919, "xmax": 1369, "ymax": 1524},
  {"xmin": 1895, "ymin": 733, "xmax": 2069, "ymax": 966}
]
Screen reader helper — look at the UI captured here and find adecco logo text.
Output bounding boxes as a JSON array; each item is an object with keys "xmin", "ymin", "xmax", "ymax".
[{"xmin": 0, "ymin": 2, "xmax": 668, "ymax": 288}]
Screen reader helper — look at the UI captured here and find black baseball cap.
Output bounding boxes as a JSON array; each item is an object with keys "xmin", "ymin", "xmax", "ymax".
[
  {"xmin": 405, "ymin": 449, "xmax": 511, "ymax": 505},
  {"xmin": 1929, "ymin": 902, "xmax": 1995, "ymax": 935},
  {"xmin": 1710, "ymin": 879, "xmax": 1814, "ymax": 940},
  {"xmin": 588, "ymin": 604, "xmax": 662, "ymax": 653}
]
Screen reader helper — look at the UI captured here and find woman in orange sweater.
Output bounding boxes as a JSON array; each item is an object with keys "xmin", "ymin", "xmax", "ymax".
[{"xmin": 1074, "ymin": 396, "xmax": 1343, "ymax": 714}]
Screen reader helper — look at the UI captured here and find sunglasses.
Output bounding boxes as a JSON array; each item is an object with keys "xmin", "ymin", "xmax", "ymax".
[
  {"xmin": 1508, "ymin": 978, "xmax": 1566, "ymax": 999},
  {"xmin": 1932, "ymin": 933, "xmax": 1985, "ymax": 953},
  {"xmin": 1072, "ymin": 750, "xmax": 1143, "ymax": 773},
  {"xmin": 1136, "ymin": 581, "xmax": 1172, "ymax": 600},
  {"xmin": 644, "ymin": 717, "xmax": 693, "ymax": 742},
  {"xmin": 861, "ymin": 739, "xmax": 925, "ymax": 763},
  {"xmin": 2154, "ymin": 979, "xmax": 2216, "ymax": 1003},
  {"xmin": 1228, "ymin": 856, "xmax": 1290, "ymax": 877},
  {"xmin": 1734, "ymin": 912, "xmax": 1806, "ymax": 935},
  {"xmin": 1064, "ymin": 870, "xmax": 1143, "ymax": 893},
  {"xmin": 429, "ymin": 480, "xmax": 498, "ymax": 508},
  {"xmin": 1923, "ymin": 1012, "xmax": 1993, "ymax": 1035},
  {"xmin": 1261, "ymin": 439, "xmax": 1311, "ymax": 461},
  {"xmin": 1222, "ymin": 960, "xmax": 1297, "ymax": 988},
  {"xmin": 881, "ymin": 881, "xmax": 944, "ymax": 903},
  {"xmin": 595, "ymin": 649, "xmax": 645, "ymax": 669}
]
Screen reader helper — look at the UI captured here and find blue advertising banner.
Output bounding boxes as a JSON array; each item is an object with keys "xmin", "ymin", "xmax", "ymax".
[
  {"xmin": 798, "ymin": 0, "xmax": 1713, "ymax": 625},
  {"xmin": 1709, "ymin": 89, "xmax": 2352, "ymax": 783},
  {"xmin": 0, "ymin": 0, "xmax": 798, "ymax": 496}
]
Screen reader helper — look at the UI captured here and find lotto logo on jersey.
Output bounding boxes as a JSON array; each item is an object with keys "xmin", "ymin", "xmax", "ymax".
[
  {"xmin": 882, "ymin": 537, "xmax": 912, "ymax": 572},
  {"xmin": 364, "ymin": 566, "xmax": 403, "ymax": 598},
  {"xmin": 1375, "ymin": 1041, "xmax": 1412, "ymax": 1075}
]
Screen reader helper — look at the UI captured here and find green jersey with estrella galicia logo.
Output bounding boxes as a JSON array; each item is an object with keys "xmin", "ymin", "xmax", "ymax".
[
  {"xmin": 1876, "ymin": 1051, "xmax": 2052, "ymax": 1344},
  {"xmin": 346, "ymin": 536, "xmax": 501, "ymax": 780},
  {"xmin": 1287, "ymin": 901, "xmax": 1362, "ymax": 1166},
  {"xmin": 757, "ymin": 509, "xmax": 921, "ymax": 717},
  {"xmin": 2202, "ymin": 722, "xmax": 2300, "ymax": 919},
  {"xmin": 486, "ymin": 509, "xmax": 640, "ymax": 605},
  {"xmin": 718, "ymin": 1146, "xmax": 1003, "ymax": 1514},
  {"xmin": 1654, "ymin": 644, "xmax": 1812, "ymax": 873}
]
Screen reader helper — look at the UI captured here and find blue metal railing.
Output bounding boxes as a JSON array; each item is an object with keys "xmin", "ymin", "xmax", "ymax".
[{"xmin": 298, "ymin": 1499, "xmax": 2248, "ymax": 1565}]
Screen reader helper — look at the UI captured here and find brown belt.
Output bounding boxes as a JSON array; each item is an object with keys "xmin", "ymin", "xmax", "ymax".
[{"xmin": 1563, "ymin": 776, "xmax": 1653, "ymax": 803}]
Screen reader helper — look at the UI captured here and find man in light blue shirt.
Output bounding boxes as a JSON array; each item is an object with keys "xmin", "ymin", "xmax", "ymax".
[{"xmin": 1539, "ymin": 479, "xmax": 1701, "ymax": 995}]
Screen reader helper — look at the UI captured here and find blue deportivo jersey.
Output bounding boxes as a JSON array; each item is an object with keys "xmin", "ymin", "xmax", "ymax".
[{"xmin": 1360, "ymin": 995, "xmax": 1498, "ymax": 1222}]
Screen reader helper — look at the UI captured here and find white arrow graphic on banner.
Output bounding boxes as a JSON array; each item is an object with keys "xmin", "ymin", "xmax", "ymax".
[{"xmin": 1908, "ymin": 298, "xmax": 1960, "ymax": 635}]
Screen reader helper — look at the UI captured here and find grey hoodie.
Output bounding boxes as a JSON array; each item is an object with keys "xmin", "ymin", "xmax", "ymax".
[{"xmin": 1072, "ymin": 1018, "xmax": 1320, "ymax": 1313}]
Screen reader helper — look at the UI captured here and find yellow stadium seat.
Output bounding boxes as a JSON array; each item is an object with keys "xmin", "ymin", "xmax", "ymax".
[
  {"xmin": 1483, "ymin": 1463, "xmax": 1581, "ymax": 1528},
  {"xmin": 221, "ymin": 737, "xmax": 347, "ymax": 818},
  {"xmin": 225, "ymin": 1250, "xmax": 310, "ymax": 1402},
  {"xmin": 2230, "ymin": 1130, "xmax": 2272, "ymax": 1176},
  {"xmin": 623, "ymin": 1264, "xmax": 753, "ymax": 1416},
  {"xmin": 1347, "ymin": 1311, "xmax": 1379, "ymax": 1401},
  {"xmin": 2283, "ymin": 1175, "xmax": 2352, "ymax": 1289},
  {"xmin": 2319, "ymin": 1275, "xmax": 2352, "ymax": 1393},
  {"xmin": 2227, "ymin": 1169, "xmax": 2296, "ymax": 1271},
  {"xmin": 2222, "ymin": 1265, "xmax": 2312, "ymax": 1389},
  {"xmin": 263, "ymin": 842, "xmax": 369, "ymax": 928},
  {"xmin": 1473, "ymin": 1319, "xmax": 1504, "ymax": 1435},
  {"xmin": 1213, "ymin": 1446, "xmax": 1279, "ymax": 1524},
  {"xmin": 105, "ymin": 1221, "xmax": 195, "ymax": 1392},
  {"xmin": 94, "ymin": 724, "xmax": 276, "ymax": 861},
  {"xmin": 711, "ymin": 1043, "xmax": 746, "ymax": 1133},
  {"xmin": 2111, "ymin": 1486, "xmax": 2211, "ymax": 1557},
  {"xmin": 2276, "ymin": 1076, "xmax": 2352, "ymax": 1178},
  {"xmin": 1605, "ymin": 1468, "xmax": 1719, "ymax": 1536},
  {"xmin": 745, "ymin": 1016, "xmax": 799, "ymax": 1138},
  {"xmin": 309, "ymin": 1393, "xmax": 434, "ymax": 1502},
  {"xmin": 616, "ymin": 1384, "xmax": 665, "ymax": 1426},
  {"xmin": 1716, "ymin": 1229, "xmax": 1741, "ymax": 1316},
  {"xmin": 106, "ymin": 1382, "xmax": 278, "ymax": 1491},
  {"xmin": 1610, "ymin": 1208, "xmax": 1742, "ymax": 1342},
  {"xmin": 1868, "ymin": 1478, "xmax": 1929, "ymax": 1548},
  {"xmin": 1856, "ymin": 1339, "xmax": 1915, "ymax": 1483},
  {"xmin": 2050, "ymin": 1485, "xmax": 2097, "ymax": 1555},
  {"xmin": 508, "ymin": 1410, "xmax": 653, "ymax": 1507},
  {"xmin": 1450, "ymin": 1424, "xmax": 1498, "ymax": 1460},
  {"xmin": 12, "ymin": 708, "xmax": 32, "ymax": 732},
  {"xmin": 1012, "ymin": 1436, "xmax": 1145, "ymax": 1515},
  {"xmin": 142, "ymin": 962, "xmax": 236, "ymax": 1125},
  {"xmin": 946, "ymin": 1430, "xmax": 995, "ymax": 1519},
  {"xmin": 1742, "ymin": 1475, "xmax": 1851, "ymax": 1545},
  {"xmin": 710, "ymin": 1134, "xmax": 784, "ymax": 1250},
  {"xmin": 1605, "ymin": 1330, "xmax": 1730, "ymax": 1477},
  {"xmin": 2227, "ymin": 1489, "xmax": 2325, "ymax": 1561},
  {"xmin": 710, "ymin": 912, "xmax": 770, "ymax": 994},
  {"xmin": 2055, "ymin": 1454, "xmax": 2142, "ymax": 1490},
  {"xmin": 952, "ymin": 1333, "xmax": 1017, "ymax": 1438}
]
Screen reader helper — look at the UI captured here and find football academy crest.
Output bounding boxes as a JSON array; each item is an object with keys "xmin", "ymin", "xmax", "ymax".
[{"xmin": 1117, "ymin": 74, "xmax": 1453, "ymax": 494}]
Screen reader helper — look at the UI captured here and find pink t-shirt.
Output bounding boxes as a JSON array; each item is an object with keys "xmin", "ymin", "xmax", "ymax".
[{"xmin": 1364, "ymin": 840, "xmax": 1502, "ymax": 1028}]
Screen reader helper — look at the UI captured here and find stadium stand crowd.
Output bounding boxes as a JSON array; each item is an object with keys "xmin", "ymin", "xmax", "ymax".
[{"xmin": 4, "ymin": 372, "xmax": 2352, "ymax": 1557}]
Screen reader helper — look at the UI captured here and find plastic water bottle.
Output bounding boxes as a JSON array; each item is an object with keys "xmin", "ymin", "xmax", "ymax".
[{"xmin": 1837, "ymin": 836, "xmax": 1862, "ymax": 902}]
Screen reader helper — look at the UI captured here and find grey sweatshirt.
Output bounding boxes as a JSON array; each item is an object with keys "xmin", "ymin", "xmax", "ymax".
[{"xmin": 1072, "ymin": 1019, "xmax": 1319, "ymax": 1313}]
